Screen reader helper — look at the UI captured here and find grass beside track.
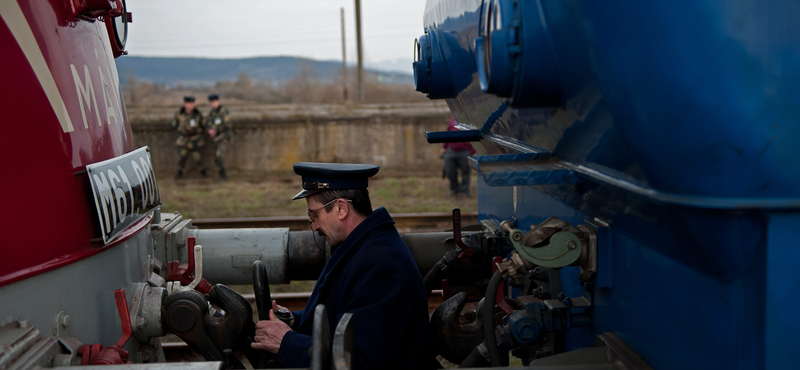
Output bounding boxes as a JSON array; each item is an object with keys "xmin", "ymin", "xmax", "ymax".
[{"xmin": 158, "ymin": 169, "xmax": 478, "ymax": 219}]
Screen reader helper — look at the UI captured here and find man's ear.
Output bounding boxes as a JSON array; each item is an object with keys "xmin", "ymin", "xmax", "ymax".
[{"xmin": 337, "ymin": 199, "xmax": 349, "ymax": 220}]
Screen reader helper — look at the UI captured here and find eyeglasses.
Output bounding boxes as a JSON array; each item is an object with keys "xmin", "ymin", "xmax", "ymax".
[{"xmin": 307, "ymin": 199, "xmax": 352, "ymax": 223}]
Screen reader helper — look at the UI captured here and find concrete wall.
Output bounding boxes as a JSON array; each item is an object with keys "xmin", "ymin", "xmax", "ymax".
[{"xmin": 132, "ymin": 112, "xmax": 452, "ymax": 174}]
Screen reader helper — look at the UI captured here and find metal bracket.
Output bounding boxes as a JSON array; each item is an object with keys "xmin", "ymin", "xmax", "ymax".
[
  {"xmin": 577, "ymin": 224, "xmax": 598, "ymax": 282},
  {"xmin": 310, "ymin": 304, "xmax": 331, "ymax": 370},
  {"xmin": 129, "ymin": 283, "xmax": 167, "ymax": 343},
  {"xmin": 501, "ymin": 218, "xmax": 582, "ymax": 268},
  {"xmin": 332, "ymin": 313, "xmax": 354, "ymax": 370}
]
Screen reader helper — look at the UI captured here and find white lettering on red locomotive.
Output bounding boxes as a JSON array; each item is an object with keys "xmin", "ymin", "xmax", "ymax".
[
  {"xmin": 104, "ymin": 65, "xmax": 123, "ymax": 121},
  {"xmin": 71, "ymin": 64, "xmax": 102, "ymax": 129},
  {"xmin": 99, "ymin": 67, "xmax": 118, "ymax": 125}
]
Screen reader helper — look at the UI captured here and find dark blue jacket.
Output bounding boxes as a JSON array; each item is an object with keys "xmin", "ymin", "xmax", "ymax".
[{"xmin": 276, "ymin": 207, "xmax": 429, "ymax": 369}]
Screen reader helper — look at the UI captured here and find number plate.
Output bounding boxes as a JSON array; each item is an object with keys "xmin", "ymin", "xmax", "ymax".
[{"xmin": 86, "ymin": 146, "xmax": 160, "ymax": 244}]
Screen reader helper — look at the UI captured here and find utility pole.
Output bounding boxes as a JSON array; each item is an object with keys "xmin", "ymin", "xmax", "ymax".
[
  {"xmin": 354, "ymin": 0, "xmax": 364, "ymax": 102},
  {"xmin": 341, "ymin": 7, "xmax": 348, "ymax": 101}
]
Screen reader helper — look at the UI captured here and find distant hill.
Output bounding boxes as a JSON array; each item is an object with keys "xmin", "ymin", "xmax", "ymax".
[
  {"xmin": 115, "ymin": 56, "xmax": 413, "ymax": 87},
  {"xmin": 367, "ymin": 57, "xmax": 414, "ymax": 75}
]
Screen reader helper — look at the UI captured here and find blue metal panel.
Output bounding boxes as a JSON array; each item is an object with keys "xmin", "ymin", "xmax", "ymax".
[
  {"xmin": 423, "ymin": 0, "xmax": 800, "ymax": 200},
  {"xmin": 423, "ymin": 0, "xmax": 800, "ymax": 367},
  {"xmin": 478, "ymin": 163, "xmax": 581, "ymax": 187},
  {"xmin": 476, "ymin": 176, "xmax": 584, "ymax": 242},
  {"xmin": 590, "ymin": 226, "xmax": 766, "ymax": 369},
  {"xmin": 765, "ymin": 213, "xmax": 800, "ymax": 367},
  {"xmin": 474, "ymin": 153, "xmax": 582, "ymax": 186}
]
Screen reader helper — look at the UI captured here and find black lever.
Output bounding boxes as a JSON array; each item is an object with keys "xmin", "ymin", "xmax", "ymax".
[
  {"xmin": 252, "ymin": 260, "xmax": 272, "ymax": 321},
  {"xmin": 253, "ymin": 260, "xmax": 294, "ymax": 326},
  {"xmin": 251, "ymin": 261, "xmax": 283, "ymax": 368}
]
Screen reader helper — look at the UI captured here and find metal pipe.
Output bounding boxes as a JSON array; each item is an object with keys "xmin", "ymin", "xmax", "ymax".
[
  {"xmin": 190, "ymin": 230, "xmax": 327, "ymax": 285},
  {"xmin": 189, "ymin": 228, "xmax": 289, "ymax": 285},
  {"xmin": 194, "ymin": 230, "xmax": 483, "ymax": 286},
  {"xmin": 403, "ymin": 232, "xmax": 489, "ymax": 294},
  {"xmin": 401, "ymin": 232, "xmax": 454, "ymax": 272},
  {"xmin": 287, "ymin": 231, "xmax": 328, "ymax": 281}
]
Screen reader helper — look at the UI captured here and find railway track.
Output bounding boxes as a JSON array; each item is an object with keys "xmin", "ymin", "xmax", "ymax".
[{"xmin": 192, "ymin": 211, "xmax": 479, "ymax": 232}]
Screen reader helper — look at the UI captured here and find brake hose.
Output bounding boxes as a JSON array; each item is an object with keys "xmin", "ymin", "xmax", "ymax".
[{"xmin": 484, "ymin": 271, "xmax": 504, "ymax": 366}]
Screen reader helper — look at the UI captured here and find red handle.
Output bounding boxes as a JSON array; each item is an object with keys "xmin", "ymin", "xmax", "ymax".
[
  {"xmin": 112, "ymin": 289, "xmax": 132, "ymax": 348},
  {"xmin": 491, "ymin": 257, "xmax": 514, "ymax": 315},
  {"xmin": 182, "ymin": 237, "xmax": 196, "ymax": 282}
]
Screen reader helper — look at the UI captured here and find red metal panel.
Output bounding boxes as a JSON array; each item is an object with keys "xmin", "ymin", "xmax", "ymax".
[{"xmin": 0, "ymin": 0, "xmax": 136, "ymax": 286}]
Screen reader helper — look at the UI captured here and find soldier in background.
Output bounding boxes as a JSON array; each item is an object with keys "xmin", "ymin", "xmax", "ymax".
[
  {"xmin": 206, "ymin": 94, "xmax": 231, "ymax": 182},
  {"xmin": 172, "ymin": 95, "xmax": 207, "ymax": 179}
]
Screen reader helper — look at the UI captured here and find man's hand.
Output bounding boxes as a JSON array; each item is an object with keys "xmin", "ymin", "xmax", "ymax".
[
  {"xmin": 251, "ymin": 307, "xmax": 292, "ymax": 354},
  {"xmin": 271, "ymin": 301, "xmax": 295, "ymax": 327}
]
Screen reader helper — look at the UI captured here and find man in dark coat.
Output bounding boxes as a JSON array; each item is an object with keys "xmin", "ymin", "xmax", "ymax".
[{"xmin": 251, "ymin": 163, "xmax": 429, "ymax": 369}]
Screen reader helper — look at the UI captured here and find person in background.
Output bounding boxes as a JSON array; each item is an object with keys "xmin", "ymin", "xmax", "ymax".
[
  {"xmin": 441, "ymin": 116, "xmax": 477, "ymax": 198},
  {"xmin": 206, "ymin": 94, "xmax": 231, "ymax": 182},
  {"xmin": 251, "ymin": 163, "xmax": 429, "ymax": 369},
  {"xmin": 172, "ymin": 95, "xmax": 206, "ymax": 179}
]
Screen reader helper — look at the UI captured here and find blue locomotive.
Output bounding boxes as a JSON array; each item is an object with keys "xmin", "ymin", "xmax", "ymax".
[{"xmin": 414, "ymin": 0, "xmax": 800, "ymax": 368}]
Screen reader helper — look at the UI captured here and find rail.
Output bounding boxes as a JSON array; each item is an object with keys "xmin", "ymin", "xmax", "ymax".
[{"xmin": 192, "ymin": 211, "xmax": 479, "ymax": 232}]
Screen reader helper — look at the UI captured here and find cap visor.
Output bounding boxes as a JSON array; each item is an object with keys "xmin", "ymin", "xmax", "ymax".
[{"xmin": 292, "ymin": 189, "xmax": 320, "ymax": 200}]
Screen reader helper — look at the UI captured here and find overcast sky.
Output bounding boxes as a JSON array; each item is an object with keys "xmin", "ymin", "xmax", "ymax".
[{"xmin": 125, "ymin": 0, "xmax": 427, "ymax": 66}]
